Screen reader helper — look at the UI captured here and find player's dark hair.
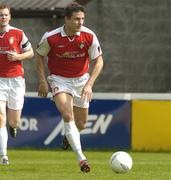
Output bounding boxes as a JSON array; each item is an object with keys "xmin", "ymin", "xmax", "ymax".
[
  {"xmin": 0, "ymin": 4, "xmax": 10, "ymax": 13},
  {"xmin": 64, "ymin": 2, "xmax": 85, "ymax": 18}
]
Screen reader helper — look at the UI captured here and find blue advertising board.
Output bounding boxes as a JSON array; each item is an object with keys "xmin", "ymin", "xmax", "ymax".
[{"xmin": 8, "ymin": 96, "xmax": 131, "ymax": 149}]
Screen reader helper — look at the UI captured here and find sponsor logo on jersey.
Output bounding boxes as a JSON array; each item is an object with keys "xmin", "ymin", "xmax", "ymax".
[
  {"xmin": 0, "ymin": 47, "xmax": 9, "ymax": 54},
  {"xmin": 56, "ymin": 51, "xmax": 85, "ymax": 59},
  {"xmin": 57, "ymin": 45, "xmax": 65, "ymax": 48}
]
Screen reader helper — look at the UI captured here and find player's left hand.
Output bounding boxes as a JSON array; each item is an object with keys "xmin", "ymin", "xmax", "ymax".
[{"xmin": 81, "ymin": 84, "xmax": 92, "ymax": 102}]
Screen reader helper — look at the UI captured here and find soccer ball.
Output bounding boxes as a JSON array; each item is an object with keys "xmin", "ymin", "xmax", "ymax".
[{"xmin": 109, "ymin": 151, "xmax": 133, "ymax": 173}]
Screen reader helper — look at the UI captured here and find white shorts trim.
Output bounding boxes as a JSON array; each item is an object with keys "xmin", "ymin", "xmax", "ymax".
[
  {"xmin": 47, "ymin": 74, "xmax": 90, "ymax": 108},
  {"xmin": 0, "ymin": 77, "xmax": 25, "ymax": 110}
]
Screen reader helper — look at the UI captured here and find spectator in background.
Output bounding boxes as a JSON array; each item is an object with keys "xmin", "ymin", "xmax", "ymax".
[
  {"xmin": 36, "ymin": 2, "xmax": 103, "ymax": 172},
  {"xmin": 0, "ymin": 4, "xmax": 34, "ymax": 165}
]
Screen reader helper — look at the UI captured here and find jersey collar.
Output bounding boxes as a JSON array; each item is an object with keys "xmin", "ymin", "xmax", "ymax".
[{"xmin": 61, "ymin": 25, "xmax": 80, "ymax": 37}]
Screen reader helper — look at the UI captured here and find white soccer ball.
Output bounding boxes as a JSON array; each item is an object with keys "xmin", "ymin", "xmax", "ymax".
[{"xmin": 109, "ymin": 151, "xmax": 133, "ymax": 173}]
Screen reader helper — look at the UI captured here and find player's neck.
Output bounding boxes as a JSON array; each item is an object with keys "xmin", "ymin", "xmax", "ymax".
[
  {"xmin": 0, "ymin": 25, "xmax": 8, "ymax": 33},
  {"xmin": 64, "ymin": 25, "xmax": 77, "ymax": 36}
]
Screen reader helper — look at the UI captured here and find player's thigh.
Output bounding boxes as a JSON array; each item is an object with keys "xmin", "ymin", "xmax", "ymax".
[
  {"xmin": 53, "ymin": 92, "xmax": 74, "ymax": 119},
  {"xmin": 0, "ymin": 101, "xmax": 7, "ymax": 127},
  {"xmin": 73, "ymin": 106, "xmax": 88, "ymax": 129}
]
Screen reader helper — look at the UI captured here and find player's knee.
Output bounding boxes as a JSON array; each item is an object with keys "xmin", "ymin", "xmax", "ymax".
[
  {"xmin": 0, "ymin": 112, "xmax": 5, "ymax": 120},
  {"xmin": 8, "ymin": 118, "xmax": 20, "ymax": 128},
  {"xmin": 0, "ymin": 112, "xmax": 6, "ymax": 127},
  {"xmin": 62, "ymin": 112, "xmax": 73, "ymax": 122},
  {"xmin": 76, "ymin": 120, "xmax": 87, "ymax": 130}
]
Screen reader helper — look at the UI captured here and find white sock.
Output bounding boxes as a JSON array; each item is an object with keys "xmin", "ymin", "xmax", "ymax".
[
  {"xmin": 0, "ymin": 127, "xmax": 8, "ymax": 156},
  {"xmin": 64, "ymin": 121, "xmax": 86, "ymax": 161}
]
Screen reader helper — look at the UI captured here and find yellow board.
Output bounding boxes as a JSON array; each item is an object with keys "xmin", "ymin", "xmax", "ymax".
[{"xmin": 132, "ymin": 100, "xmax": 171, "ymax": 151}]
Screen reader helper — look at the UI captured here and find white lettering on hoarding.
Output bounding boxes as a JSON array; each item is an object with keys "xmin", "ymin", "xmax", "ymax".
[
  {"xmin": 81, "ymin": 114, "xmax": 113, "ymax": 134},
  {"xmin": 44, "ymin": 114, "xmax": 113, "ymax": 145},
  {"xmin": 19, "ymin": 118, "xmax": 38, "ymax": 131}
]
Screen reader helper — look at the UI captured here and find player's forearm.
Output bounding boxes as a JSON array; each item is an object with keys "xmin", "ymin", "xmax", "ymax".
[
  {"xmin": 7, "ymin": 48, "xmax": 34, "ymax": 61},
  {"xmin": 18, "ymin": 48, "xmax": 34, "ymax": 61},
  {"xmin": 36, "ymin": 52, "xmax": 47, "ymax": 83},
  {"xmin": 87, "ymin": 55, "xmax": 103, "ymax": 87}
]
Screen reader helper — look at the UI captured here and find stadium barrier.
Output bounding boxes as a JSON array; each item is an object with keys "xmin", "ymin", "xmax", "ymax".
[{"xmin": 8, "ymin": 93, "xmax": 171, "ymax": 151}]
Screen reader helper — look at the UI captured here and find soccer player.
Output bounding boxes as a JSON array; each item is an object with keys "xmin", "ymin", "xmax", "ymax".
[
  {"xmin": 0, "ymin": 4, "xmax": 34, "ymax": 164},
  {"xmin": 36, "ymin": 2, "xmax": 103, "ymax": 172}
]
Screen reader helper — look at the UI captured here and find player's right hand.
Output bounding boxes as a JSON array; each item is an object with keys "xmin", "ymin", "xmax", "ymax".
[{"xmin": 38, "ymin": 81, "xmax": 48, "ymax": 97}]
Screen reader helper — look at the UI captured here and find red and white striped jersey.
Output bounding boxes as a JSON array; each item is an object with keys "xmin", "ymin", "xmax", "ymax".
[
  {"xmin": 0, "ymin": 25, "xmax": 32, "ymax": 77},
  {"xmin": 36, "ymin": 26, "xmax": 102, "ymax": 77}
]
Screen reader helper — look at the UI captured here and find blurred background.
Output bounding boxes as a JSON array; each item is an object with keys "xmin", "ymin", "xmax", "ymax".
[{"xmin": 3, "ymin": 0, "xmax": 171, "ymax": 92}]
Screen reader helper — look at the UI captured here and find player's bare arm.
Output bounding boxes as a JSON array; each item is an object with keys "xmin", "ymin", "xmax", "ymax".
[
  {"xmin": 81, "ymin": 55, "xmax": 103, "ymax": 102},
  {"xmin": 7, "ymin": 48, "xmax": 34, "ymax": 61},
  {"xmin": 36, "ymin": 52, "xmax": 48, "ymax": 97}
]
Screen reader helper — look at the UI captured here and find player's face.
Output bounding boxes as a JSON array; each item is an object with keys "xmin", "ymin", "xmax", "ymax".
[
  {"xmin": 65, "ymin": 11, "xmax": 84, "ymax": 34},
  {"xmin": 0, "ymin": 8, "xmax": 11, "ymax": 27}
]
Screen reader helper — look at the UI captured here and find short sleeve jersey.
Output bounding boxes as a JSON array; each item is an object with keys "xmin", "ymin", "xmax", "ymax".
[
  {"xmin": 0, "ymin": 25, "xmax": 32, "ymax": 77},
  {"xmin": 36, "ymin": 26, "xmax": 102, "ymax": 77}
]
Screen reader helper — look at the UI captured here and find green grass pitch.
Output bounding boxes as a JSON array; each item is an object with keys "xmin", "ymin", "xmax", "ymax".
[{"xmin": 0, "ymin": 150, "xmax": 171, "ymax": 180}]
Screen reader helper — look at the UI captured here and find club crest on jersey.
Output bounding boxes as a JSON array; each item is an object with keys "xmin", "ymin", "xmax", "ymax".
[
  {"xmin": 79, "ymin": 42, "xmax": 84, "ymax": 49},
  {"xmin": 9, "ymin": 37, "xmax": 14, "ymax": 44}
]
